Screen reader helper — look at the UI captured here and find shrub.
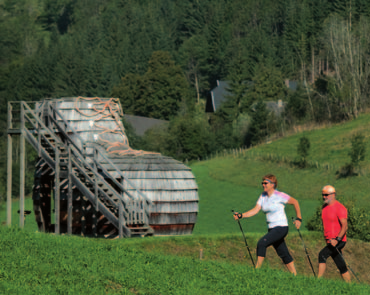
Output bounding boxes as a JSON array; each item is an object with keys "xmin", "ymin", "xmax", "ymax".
[
  {"xmin": 336, "ymin": 133, "xmax": 366, "ymax": 178},
  {"xmin": 294, "ymin": 136, "xmax": 310, "ymax": 168},
  {"xmin": 307, "ymin": 200, "xmax": 370, "ymax": 242}
]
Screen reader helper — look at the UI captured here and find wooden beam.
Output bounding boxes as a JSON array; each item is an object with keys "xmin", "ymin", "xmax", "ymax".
[
  {"xmin": 7, "ymin": 102, "xmax": 13, "ymax": 226},
  {"xmin": 68, "ymin": 146, "xmax": 72, "ymax": 235},
  {"xmin": 19, "ymin": 104, "xmax": 26, "ymax": 228},
  {"xmin": 55, "ymin": 147, "xmax": 60, "ymax": 234}
]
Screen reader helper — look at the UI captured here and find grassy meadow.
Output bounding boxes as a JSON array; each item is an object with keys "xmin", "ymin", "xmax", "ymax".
[{"xmin": 1, "ymin": 113, "xmax": 370, "ymax": 293}]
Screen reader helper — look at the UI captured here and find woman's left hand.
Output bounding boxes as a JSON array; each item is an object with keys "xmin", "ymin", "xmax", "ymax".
[{"xmin": 293, "ymin": 219, "xmax": 301, "ymax": 230}]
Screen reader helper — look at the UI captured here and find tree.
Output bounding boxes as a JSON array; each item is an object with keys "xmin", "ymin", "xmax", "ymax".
[
  {"xmin": 112, "ymin": 51, "xmax": 192, "ymax": 120},
  {"xmin": 337, "ymin": 132, "xmax": 366, "ymax": 177},
  {"xmin": 178, "ymin": 34, "xmax": 210, "ymax": 103},
  {"xmin": 164, "ymin": 114, "xmax": 215, "ymax": 161},
  {"xmin": 244, "ymin": 101, "xmax": 269, "ymax": 147},
  {"xmin": 321, "ymin": 15, "xmax": 370, "ymax": 119},
  {"xmin": 349, "ymin": 132, "xmax": 366, "ymax": 169},
  {"xmin": 247, "ymin": 64, "xmax": 287, "ymax": 112},
  {"xmin": 284, "ymin": 84, "xmax": 309, "ymax": 125},
  {"xmin": 295, "ymin": 136, "xmax": 310, "ymax": 168}
]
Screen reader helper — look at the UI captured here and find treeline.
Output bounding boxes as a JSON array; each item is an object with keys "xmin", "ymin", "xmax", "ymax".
[{"xmin": 2, "ymin": 0, "xmax": 370, "ymax": 197}]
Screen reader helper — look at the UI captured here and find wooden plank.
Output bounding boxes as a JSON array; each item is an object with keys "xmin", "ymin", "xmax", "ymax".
[
  {"xmin": 19, "ymin": 104, "xmax": 25, "ymax": 228},
  {"xmin": 67, "ymin": 146, "xmax": 72, "ymax": 235},
  {"xmin": 55, "ymin": 147, "xmax": 60, "ymax": 234},
  {"xmin": 7, "ymin": 134, "xmax": 12, "ymax": 226}
]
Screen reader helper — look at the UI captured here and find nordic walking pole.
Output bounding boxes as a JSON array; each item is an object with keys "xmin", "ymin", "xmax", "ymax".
[
  {"xmin": 291, "ymin": 217, "xmax": 316, "ymax": 277},
  {"xmin": 333, "ymin": 246, "xmax": 361, "ymax": 283},
  {"xmin": 232, "ymin": 210, "xmax": 255, "ymax": 267}
]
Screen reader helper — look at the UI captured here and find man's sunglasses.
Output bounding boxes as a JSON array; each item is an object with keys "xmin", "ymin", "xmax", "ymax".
[{"xmin": 322, "ymin": 193, "xmax": 334, "ymax": 197}]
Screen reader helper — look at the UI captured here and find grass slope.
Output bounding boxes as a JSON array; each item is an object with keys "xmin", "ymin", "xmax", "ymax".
[
  {"xmin": 1, "ymin": 227, "xmax": 370, "ymax": 294},
  {"xmin": 1, "ymin": 113, "xmax": 370, "ymax": 292}
]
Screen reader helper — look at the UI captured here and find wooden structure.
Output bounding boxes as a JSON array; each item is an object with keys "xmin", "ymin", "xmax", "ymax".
[{"xmin": 7, "ymin": 97, "xmax": 199, "ymax": 237}]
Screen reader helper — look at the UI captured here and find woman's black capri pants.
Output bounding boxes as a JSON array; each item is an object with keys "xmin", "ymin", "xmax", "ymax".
[{"xmin": 257, "ymin": 226, "xmax": 293, "ymax": 265}]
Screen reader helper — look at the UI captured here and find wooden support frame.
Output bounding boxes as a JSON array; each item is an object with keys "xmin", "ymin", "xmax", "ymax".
[
  {"xmin": 67, "ymin": 146, "xmax": 73, "ymax": 235},
  {"xmin": 7, "ymin": 102, "xmax": 13, "ymax": 226},
  {"xmin": 54, "ymin": 146, "xmax": 60, "ymax": 234},
  {"xmin": 7, "ymin": 99, "xmax": 154, "ymax": 238},
  {"xmin": 19, "ymin": 102, "xmax": 25, "ymax": 228}
]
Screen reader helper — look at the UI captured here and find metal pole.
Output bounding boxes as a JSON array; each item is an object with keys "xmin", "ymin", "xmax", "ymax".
[
  {"xmin": 232, "ymin": 210, "xmax": 255, "ymax": 267},
  {"xmin": 292, "ymin": 218, "xmax": 316, "ymax": 277},
  {"xmin": 334, "ymin": 246, "xmax": 361, "ymax": 283}
]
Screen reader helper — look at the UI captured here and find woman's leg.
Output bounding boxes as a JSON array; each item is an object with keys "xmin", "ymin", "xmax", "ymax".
[
  {"xmin": 273, "ymin": 235, "xmax": 296, "ymax": 275},
  {"xmin": 256, "ymin": 256, "xmax": 265, "ymax": 269},
  {"xmin": 285, "ymin": 261, "xmax": 297, "ymax": 275},
  {"xmin": 256, "ymin": 227, "xmax": 289, "ymax": 269}
]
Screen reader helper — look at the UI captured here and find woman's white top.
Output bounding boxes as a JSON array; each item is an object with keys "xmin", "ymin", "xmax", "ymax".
[{"xmin": 257, "ymin": 190, "xmax": 290, "ymax": 228}]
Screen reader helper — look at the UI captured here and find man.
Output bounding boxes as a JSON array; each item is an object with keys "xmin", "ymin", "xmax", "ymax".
[{"xmin": 318, "ymin": 185, "xmax": 351, "ymax": 282}]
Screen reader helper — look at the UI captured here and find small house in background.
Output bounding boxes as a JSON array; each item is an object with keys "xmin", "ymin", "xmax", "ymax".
[
  {"xmin": 206, "ymin": 79, "xmax": 297, "ymax": 115},
  {"xmin": 285, "ymin": 79, "xmax": 298, "ymax": 91},
  {"xmin": 205, "ymin": 80, "xmax": 231, "ymax": 113}
]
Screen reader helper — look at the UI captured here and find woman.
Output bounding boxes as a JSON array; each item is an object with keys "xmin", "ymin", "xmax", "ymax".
[{"xmin": 233, "ymin": 174, "xmax": 302, "ymax": 275}]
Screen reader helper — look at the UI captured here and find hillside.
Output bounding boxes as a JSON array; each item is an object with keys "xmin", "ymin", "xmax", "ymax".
[
  {"xmin": 1, "ymin": 227, "xmax": 370, "ymax": 294},
  {"xmin": 194, "ymin": 112, "xmax": 370, "ymax": 207},
  {"xmin": 1, "ymin": 110, "xmax": 370, "ymax": 292}
]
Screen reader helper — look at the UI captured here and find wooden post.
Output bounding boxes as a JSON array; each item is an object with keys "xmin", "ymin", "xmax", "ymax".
[
  {"xmin": 67, "ymin": 146, "xmax": 72, "ymax": 235},
  {"xmin": 55, "ymin": 146, "xmax": 60, "ymax": 234},
  {"xmin": 81, "ymin": 196, "xmax": 86, "ymax": 237},
  {"xmin": 7, "ymin": 102, "xmax": 12, "ymax": 226},
  {"xmin": 119, "ymin": 201, "xmax": 124, "ymax": 238},
  {"xmin": 19, "ymin": 102, "xmax": 25, "ymax": 228},
  {"xmin": 93, "ymin": 147, "xmax": 98, "ymax": 237}
]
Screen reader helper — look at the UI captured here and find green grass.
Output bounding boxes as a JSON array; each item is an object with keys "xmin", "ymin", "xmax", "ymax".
[
  {"xmin": 257, "ymin": 114, "xmax": 370, "ymax": 168},
  {"xmin": 191, "ymin": 164, "xmax": 318, "ymax": 235},
  {"xmin": 2, "ymin": 113, "xmax": 370, "ymax": 293},
  {"xmin": 0, "ymin": 197, "xmax": 37, "ymax": 232},
  {"xmin": 1, "ymin": 227, "xmax": 370, "ymax": 294}
]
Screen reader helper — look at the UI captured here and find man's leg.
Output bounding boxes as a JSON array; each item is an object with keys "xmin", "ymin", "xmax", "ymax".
[
  {"xmin": 318, "ymin": 263, "xmax": 326, "ymax": 278},
  {"xmin": 318, "ymin": 246, "xmax": 332, "ymax": 278},
  {"xmin": 341, "ymin": 271, "xmax": 351, "ymax": 282},
  {"xmin": 332, "ymin": 242, "xmax": 350, "ymax": 283}
]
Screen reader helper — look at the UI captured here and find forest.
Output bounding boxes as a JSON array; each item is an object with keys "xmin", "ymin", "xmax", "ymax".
[{"xmin": 1, "ymin": 0, "xmax": 370, "ymax": 199}]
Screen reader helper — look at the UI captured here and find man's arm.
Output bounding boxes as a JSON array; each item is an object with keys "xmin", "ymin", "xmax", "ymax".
[{"xmin": 330, "ymin": 218, "xmax": 348, "ymax": 247}]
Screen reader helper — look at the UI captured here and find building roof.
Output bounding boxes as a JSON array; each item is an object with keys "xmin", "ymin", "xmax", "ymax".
[
  {"xmin": 206, "ymin": 80, "xmax": 296, "ymax": 114},
  {"xmin": 124, "ymin": 114, "xmax": 168, "ymax": 136},
  {"xmin": 206, "ymin": 80, "xmax": 232, "ymax": 112}
]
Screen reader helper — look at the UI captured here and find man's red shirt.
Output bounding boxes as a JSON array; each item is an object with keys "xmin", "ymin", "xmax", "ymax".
[{"xmin": 321, "ymin": 200, "xmax": 348, "ymax": 242}]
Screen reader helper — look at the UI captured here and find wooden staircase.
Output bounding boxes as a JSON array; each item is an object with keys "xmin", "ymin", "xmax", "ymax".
[{"xmin": 9, "ymin": 100, "xmax": 153, "ymax": 238}]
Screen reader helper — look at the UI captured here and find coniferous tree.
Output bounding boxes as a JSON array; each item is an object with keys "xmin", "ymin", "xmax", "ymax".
[{"xmin": 244, "ymin": 101, "xmax": 269, "ymax": 147}]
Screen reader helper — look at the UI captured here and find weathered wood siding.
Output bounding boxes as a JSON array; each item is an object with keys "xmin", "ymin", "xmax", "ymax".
[{"xmin": 53, "ymin": 97, "xmax": 199, "ymax": 235}]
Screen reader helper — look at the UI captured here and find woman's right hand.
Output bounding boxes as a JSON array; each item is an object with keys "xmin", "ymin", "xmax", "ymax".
[{"xmin": 233, "ymin": 212, "xmax": 242, "ymax": 220}]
